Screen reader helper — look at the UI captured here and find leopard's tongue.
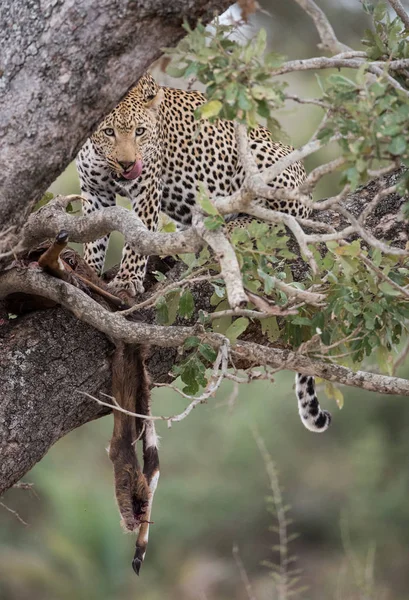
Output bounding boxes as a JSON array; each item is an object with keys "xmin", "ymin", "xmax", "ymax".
[{"xmin": 122, "ymin": 159, "xmax": 143, "ymax": 180}]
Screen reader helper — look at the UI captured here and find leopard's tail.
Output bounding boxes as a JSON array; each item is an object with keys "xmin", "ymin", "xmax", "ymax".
[{"xmin": 295, "ymin": 374, "xmax": 332, "ymax": 432}]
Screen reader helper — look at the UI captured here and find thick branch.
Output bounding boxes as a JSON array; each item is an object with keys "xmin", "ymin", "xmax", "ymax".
[{"xmin": 23, "ymin": 196, "xmax": 203, "ymax": 257}]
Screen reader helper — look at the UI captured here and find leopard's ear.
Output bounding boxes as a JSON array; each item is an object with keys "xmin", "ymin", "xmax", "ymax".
[{"xmin": 145, "ymin": 88, "xmax": 164, "ymax": 114}]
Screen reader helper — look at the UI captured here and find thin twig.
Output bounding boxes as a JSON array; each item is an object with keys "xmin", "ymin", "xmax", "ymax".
[
  {"xmin": 119, "ymin": 274, "xmax": 216, "ymax": 315},
  {"xmin": 232, "ymin": 545, "xmax": 257, "ymax": 600},
  {"xmin": 0, "ymin": 501, "xmax": 28, "ymax": 526}
]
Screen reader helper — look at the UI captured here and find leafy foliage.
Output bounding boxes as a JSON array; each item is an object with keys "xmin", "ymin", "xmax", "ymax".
[
  {"xmin": 158, "ymin": 3, "xmax": 409, "ymax": 402},
  {"xmin": 318, "ymin": 3, "xmax": 409, "ymax": 189},
  {"xmin": 164, "ymin": 20, "xmax": 286, "ymax": 131}
]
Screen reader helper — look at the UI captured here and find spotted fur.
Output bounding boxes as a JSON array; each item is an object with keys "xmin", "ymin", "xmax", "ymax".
[{"xmin": 76, "ymin": 72, "xmax": 331, "ymax": 432}]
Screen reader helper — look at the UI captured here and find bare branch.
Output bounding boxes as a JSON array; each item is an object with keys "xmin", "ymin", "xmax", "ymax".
[
  {"xmin": 310, "ymin": 184, "xmax": 351, "ymax": 211},
  {"xmin": 284, "ymin": 93, "xmax": 329, "ymax": 109},
  {"xmin": 233, "ymin": 342, "xmax": 409, "ymax": 397},
  {"xmin": 272, "ymin": 57, "xmax": 409, "ymax": 88},
  {"xmin": 234, "ymin": 122, "xmax": 260, "ymax": 179},
  {"xmin": 260, "ymin": 134, "xmax": 341, "ymax": 186},
  {"xmin": 3, "ymin": 257, "xmax": 409, "ymax": 400},
  {"xmin": 359, "ymin": 185, "xmax": 398, "ymax": 224},
  {"xmin": 291, "ymin": 0, "xmax": 351, "ymax": 54},
  {"xmin": 208, "ymin": 306, "xmax": 299, "ymax": 320},
  {"xmin": 300, "ymin": 157, "xmax": 346, "ymax": 195},
  {"xmin": 192, "ymin": 211, "xmax": 248, "ymax": 310}
]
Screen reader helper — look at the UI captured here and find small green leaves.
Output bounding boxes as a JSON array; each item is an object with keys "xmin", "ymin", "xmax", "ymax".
[
  {"xmin": 197, "ymin": 184, "xmax": 225, "ymax": 230},
  {"xmin": 160, "ymin": 8, "xmax": 409, "ymax": 387},
  {"xmin": 319, "ymin": 2, "xmax": 409, "ymax": 189},
  {"xmin": 172, "ymin": 338, "xmax": 217, "ymax": 395},
  {"xmin": 164, "ymin": 20, "xmax": 286, "ymax": 128}
]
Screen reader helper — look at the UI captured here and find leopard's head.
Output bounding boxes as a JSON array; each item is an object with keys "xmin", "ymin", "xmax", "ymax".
[{"xmin": 91, "ymin": 88, "xmax": 164, "ymax": 180}]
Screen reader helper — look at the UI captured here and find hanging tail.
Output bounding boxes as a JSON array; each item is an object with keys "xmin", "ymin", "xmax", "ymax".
[{"xmin": 295, "ymin": 374, "xmax": 332, "ymax": 432}]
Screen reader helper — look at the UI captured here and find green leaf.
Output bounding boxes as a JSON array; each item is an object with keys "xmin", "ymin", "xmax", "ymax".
[
  {"xmin": 184, "ymin": 336, "xmax": 200, "ymax": 349},
  {"xmin": 199, "ymin": 100, "xmax": 223, "ymax": 120},
  {"xmin": 388, "ymin": 135, "xmax": 407, "ymax": 156},
  {"xmin": 253, "ymin": 28, "xmax": 267, "ymax": 57},
  {"xmin": 373, "ymin": 1, "xmax": 387, "ymax": 22},
  {"xmin": 225, "ymin": 317, "xmax": 250, "ymax": 344},
  {"xmin": 379, "ymin": 282, "xmax": 402, "ymax": 296},
  {"xmin": 180, "ymin": 361, "xmax": 200, "ymax": 395},
  {"xmin": 179, "ymin": 289, "xmax": 195, "ymax": 318},
  {"xmin": 198, "ymin": 343, "xmax": 217, "ymax": 363},
  {"xmin": 325, "ymin": 382, "xmax": 344, "ymax": 409},
  {"xmin": 156, "ymin": 296, "xmax": 169, "ymax": 325},
  {"xmin": 166, "ymin": 64, "xmax": 188, "ymax": 78},
  {"xmin": 33, "ymin": 192, "xmax": 54, "ymax": 212},
  {"xmin": 327, "ymin": 74, "xmax": 357, "ymax": 90},
  {"xmin": 197, "ymin": 185, "xmax": 219, "ymax": 215},
  {"xmin": 204, "ymin": 215, "xmax": 224, "ymax": 230},
  {"xmin": 261, "ymin": 317, "xmax": 280, "ymax": 342}
]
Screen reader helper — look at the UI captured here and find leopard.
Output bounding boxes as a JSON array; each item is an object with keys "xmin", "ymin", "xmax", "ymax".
[{"xmin": 76, "ymin": 72, "xmax": 331, "ymax": 433}]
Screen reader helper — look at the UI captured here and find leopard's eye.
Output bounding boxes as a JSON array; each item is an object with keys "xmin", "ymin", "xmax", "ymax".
[
  {"xmin": 104, "ymin": 128, "xmax": 115, "ymax": 137},
  {"xmin": 135, "ymin": 127, "xmax": 146, "ymax": 136}
]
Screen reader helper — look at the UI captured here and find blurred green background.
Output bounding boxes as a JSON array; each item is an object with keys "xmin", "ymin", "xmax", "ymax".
[{"xmin": 2, "ymin": 1, "xmax": 409, "ymax": 599}]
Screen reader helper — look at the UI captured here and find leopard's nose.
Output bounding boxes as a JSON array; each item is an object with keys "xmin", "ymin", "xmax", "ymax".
[{"xmin": 118, "ymin": 160, "xmax": 135, "ymax": 171}]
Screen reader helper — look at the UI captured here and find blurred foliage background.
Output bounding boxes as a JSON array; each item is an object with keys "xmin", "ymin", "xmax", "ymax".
[{"xmin": 2, "ymin": 1, "xmax": 409, "ymax": 599}]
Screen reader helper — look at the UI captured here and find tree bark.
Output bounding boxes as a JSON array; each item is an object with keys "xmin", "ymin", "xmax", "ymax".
[
  {"xmin": 0, "ymin": 0, "xmax": 232, "ymax": 264},
  {"xmin": 1, "ymin": 171, "xmax": 407, "ymax": 496}
]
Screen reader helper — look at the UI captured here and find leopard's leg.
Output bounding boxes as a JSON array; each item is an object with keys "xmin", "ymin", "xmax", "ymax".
[
  {"xmin": 109, "ymin": 178, "xmax": 162, "ymax": 296},
  {"xmin": 295, "ymin": 374, "xmax": 331, "ymax": 432},
  {"xmin": 77, "ymin": 148, "xmax": 116, "ymax": 275},
  {"xmin": 81, "ymin": 189, "xmax": 116, "ymax": 275}
]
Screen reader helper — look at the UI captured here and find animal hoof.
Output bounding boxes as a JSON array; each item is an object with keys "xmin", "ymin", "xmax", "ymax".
[{"xmin": 132, "ymin": 554, "xmax": 143, "ymax": 576}]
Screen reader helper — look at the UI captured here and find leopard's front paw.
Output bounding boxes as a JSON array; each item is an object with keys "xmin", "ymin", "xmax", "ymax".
[{"xmin": 107, "ymin": 277, "xmax": 145, "ymax": 298}]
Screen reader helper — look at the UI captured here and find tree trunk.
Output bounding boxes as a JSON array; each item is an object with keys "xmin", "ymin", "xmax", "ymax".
[{"xmin": 0, "ymin": 0, "xmax": 232, "ymax": 264}]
